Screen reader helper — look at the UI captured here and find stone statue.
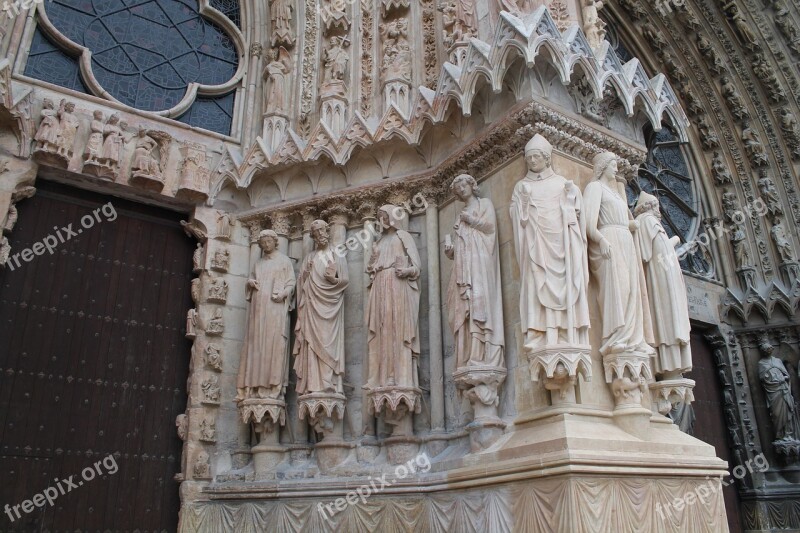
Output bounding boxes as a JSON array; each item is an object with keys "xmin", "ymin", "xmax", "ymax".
[
  {"xmin": 365, "ymin": 205, "xmax": 422, "ymax": 423},
  {"xmin": 263, "ymin": 47, "xmax": 291, "ymax": 115},
  {"xmin": 380, "ymin": 19, "xmax": 411, "ymax": 82},
  {"xmin": 236, "ymin": 230, "xmax": 296, "ymax": 403},
  {"xmin": 323, "ymin": 36, "xmax": 350, "ymax": 86},
  {"xmin": 56, "ymin": 100, "xmax": 79, "ymax": 160},
  {"xmin": 634, "ymin": 192, "xmax": 691, "ymax": 379},
  {"xmin": 84, "ymin": 110, "xmax": 105, "ymax": 164},
  {"xmin": 758, "ymin": 173, "xmax": 783, "ymax": 217},
  {"xmin": 711, "ymin": 152, "xmax": 732, "ymax": 185},
  {"xmin": 33, "ymin": 98, "xmax": 59, "ymax": 153},
  {"xmin": 101, "ymin": 114, "xmax": 125, "ymax": 170},
  {"xmin": 758, "ymin": 337, "xmax": 800, "ymax": 442},
  {"xmin": 510, "ymin": 134, "xmax": 590, "ymax": 352},
  {"xmin": 131, "ymin": 127, "xmax": 164, "ymax": 183},
  {"xmin": 583, "ymin": 0, "xmax": 606, "ymax": 51},
  {"xmin": 445, "ymin": 174, "xmax": 505, "ymax": 369},
  {"xmin": 270, "ymin": 0, "xmax": 294, "ymax": 48},
  {"xmin": 293, "ymin": 220, "xmax": 350, "ymax": 396},
  {"xmin": 771, "ymin": 220, "xmax": 797, "ymax": 264},
  {"xmin": 584, "ymin": 152, "xmax": 653, "ymax": 357}
]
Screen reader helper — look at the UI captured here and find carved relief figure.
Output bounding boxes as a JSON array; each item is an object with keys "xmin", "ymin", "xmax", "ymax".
[
  {"xmin": 444, "ymin": 174, "xmax": 505, "ymax": 369},
  {"xmin": 742, "ymin": 122, "xmax": 767, "ymax": 165},
  {"xmin": 720, "ymin": 76, "xmax": 748, "ymax": 121},
  {"xmin": 510, "ymin": 134, "xmax": 590, "ymax": 352},
  {"xmin": 583, "ymin": 0, "xmax": 606, "ymax": 50},
  {"xmin": 583, "ymin": 152, "xmax": 653, "ymax": 356},
  {"xmin": 380, "ymin": 19, "xmax": 411, "ymax": 82},
  {"xmin": 205, "ymin": 343, "xmax": 222, "ymax": 371},
  {"xmin": 208, "ymin": 277, "xmax": 228, "ymax": 303},
  {"xmin": 365, "ymin": 205, "xmax": 421, "ymax": 392},
  {"xmin": 758, "ymin": 337, "xmax": 800, "ymax": 442},
  {"xmin": 711, "ymin": 152, "xmax": 732, "ymax": 185},
  {"xmin": 83, "ymin": 110, "xmax": 105, "ymax": 164},
  {"xmin": 323, "ymin": 36, "xmax": 350, "ymax": 86},
  {"xmin": 131, "ymin": 127, "xmax": 163, "ymax": 180},
  {"xmin": 201, "ymin": 374, "xmax": 221, "ymax": 404},
  {"xmin": 634, "ymin": 192, "xmax": 691, "ymax": 379},
  {"xmin": 771, "ymin": 220, "xmax": 797, "ymax": 264},
  {"xmin": 270, "ymin": 0, "xmax": 295, "ymax": 48},
  {"xmin": 236, "ymin": 230, "xmax": 296, "ymax": 402},
  {"xmin": 263, "ymin": 47, "xmax": 291, "ymax": 115},
  {"xmin": 100, "ymin": 114, "xmax": 125, "ymax": 170},
  {"xmin": 211, "ymin": 248, "xmax": 230, "ymax": 272},
  {"xmin": 441, "ymin": 0, "xmax": 475, "ymax": 45},
  {"xmin": 194, "ymin": 451, "xmax": 210, "ymax": 478},
  {"xmin": 293, "ymin": 220, "xmax": 349, "ymax": 395},
  {"xmin": 758, "ymin": 173, "xmax": 783, "ymax": 217},
  {"xmin": 33, "ymin": 98, "xmax": 59, "ymax": 153},
  {"xmin": 56, "ymin": 100, "xmax": 79, "ymax": 159}
]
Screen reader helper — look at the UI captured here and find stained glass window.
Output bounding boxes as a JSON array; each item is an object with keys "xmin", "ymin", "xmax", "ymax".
[
  {"xmin": 210, "ymin": 0, "xmax": 241, "ymax": 28},
  {"xmin": 25, "ymin": 0, "xmax": 240, "ymax": 135},
  {"xmin": 25, "ymin": 27, "xmax": 90, "ymax": 95}
]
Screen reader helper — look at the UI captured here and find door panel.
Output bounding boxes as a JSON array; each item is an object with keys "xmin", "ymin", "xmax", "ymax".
[{"xmin": 0, "ymin": 181, "xmax": 192, "ymax": 532}]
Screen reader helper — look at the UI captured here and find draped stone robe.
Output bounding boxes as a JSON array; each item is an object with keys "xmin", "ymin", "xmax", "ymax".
[
  {"xmin": 447, "ymin": 197, "xmax": 505, "ymax": 368},
  {"xmin": 237, "ymin": 252, "xmax": 296, "ymax": 400},
  {"xmin": 759, "ymin": 356, "xmax": 799, "ymax": 441},
  {"xmin": 636, "ymin": 210, "xmax": 691, "ymax": 375},
  {"xmin": 584, "ymin": 181, "xmax": 653, "ymax": 356},
  {"xmin": 510, "ymin": 168, "xmax": 590, "ymax": 348},
  {"xmin": 293, "ymin": 249, "xmax": 349, "ymax": 395},
  {"xmin": 365, "ymin": 230, "xmax": 421, "ymax": 390}
]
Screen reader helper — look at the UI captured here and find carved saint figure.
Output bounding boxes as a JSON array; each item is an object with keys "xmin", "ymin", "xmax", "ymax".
[
  {"xmin": 84, "ymin": 110, "xmax": 105, "ymax": 163},
  {"xmin": 634, "ymin": 192, "xmax": 691, "ymax": 378},
  {"xmin": 263, "ymin": 47, "xmax": 291, "ymax": 114},
  {"xmin": 444, "ymin": 174, "xmax": 505, "ymax": 369},
  {"xmin": 583, "ymin": 151, "xmax": 653, "ymax": 356},
  {"xmin": 771, "ymin": 220, "xmax": 797, "ymax": 264},
  {"xmin": 583, "ymin": 0, "xmax": 606, "ymax": 50},
  {"xmin": 510, "ymin": 134, "xmax": 590, "ymax": 351},
  {"xmin": 270, "ymin": 0, "xmax": 294, "ymax": 47},
  {"xmin": 56, "ymin": 100, "xmax": 79, "ymax": 158},
  {"xmin": 131, "ymin": 127, "xmax": 162, "ymax": 178},
  {"xmin": 380, "ymin": 19, "xmax": 411, "ymax": 82},
  {"xmin": 758, "ymin": 174, "xmax": 783, "ymax": 217},
  {"xmin": 758, "ymin": 337, "xmax": 800, "ymax": 442},
  {"xmin": 323, "ymin": 36, "xmax": 350, "ymax": 85},
  {"xmin": 100, "ymin": 114, "xmax": 125, "ymax": 168},
  {"xmin": 34, "ymin": 98, "xmax": 59, "ymax": 151},
  {"xmin": 293, "ymin": 220, "xmax": 350, "ymax": 395},
  {"xmin": 365, "ymin": 205, "xmax": 421, "ymax": 391},
  {"xmin": 236, "ymin": 230, "xmax": 296, "ymax": 401}
]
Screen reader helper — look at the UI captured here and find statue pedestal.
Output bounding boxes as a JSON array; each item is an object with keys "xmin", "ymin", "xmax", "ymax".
[
  {"xmin": 298, "ymin": 392, "xmax": 350, "ymax": 472},
  {"xmin": 367, "ymin": 387, "xmax": 422, "ymax": 465},
  {"xmin": 238, "ymin": 397, "xmax": 287, "ymax": 476},
  {"xmin": 527, "ymin": 344, "xmax": 592, "ymax": 407},
  {"xmin": 649, "ymin": 377, "xmax": 696, "ymax": 416},
  {"xmin": 129, "ymin": 171, "xmax": 165, "ymax": 193},
  {"xmin": 454, "ymin": 366, "xmax": 507, "ymax": 451}
]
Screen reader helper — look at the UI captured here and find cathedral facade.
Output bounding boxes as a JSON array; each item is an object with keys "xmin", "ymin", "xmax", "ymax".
[{"xmin": 0, "ymin": 0, "xmax": 798, "ymax": 531}]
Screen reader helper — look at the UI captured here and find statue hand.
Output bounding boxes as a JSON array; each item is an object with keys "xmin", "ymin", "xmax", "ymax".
[
  {"xmin": 444, "ymin": 243, "xmax": 454, "ymax": 260},
  {"xmin": 628, "ymin": 220, "xmax": 640, "ymax": 232},
  {"xmin": 271, "ymin": 290, "xmax": 288, "ymax": 302},
  {"xmin": 248, "ymin": 279, "xmax": 260, "ymax": 291},
  {"xmin": 600, "ymin": 238, "xmax": 612, "ymax": 259},
  {"xmin": 460, "ymin": 212, "xmax": 474, "ymax": 226}
]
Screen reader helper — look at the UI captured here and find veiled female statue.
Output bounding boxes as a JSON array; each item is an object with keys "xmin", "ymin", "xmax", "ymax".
[
  {"xmin": 634, "ymin": 191, "xmax": 691, "ymax": 378},
  {"xmin": 445, "ymin": 174, "xmax": 504, "ymax": 369},
  {"xmin": 584, "ymin": 152, "xmax": 653, "ymax": 356},
  {"xmin": 237, "ymin": 230, "xmax": 296, "ymax": 402},
  {"xmin": 758, "ymin": 337, "xmax": 800, "ymax": 442},
  {"xmin": 510, "ymin": 134, "xmax": 590, "ymax": 351},
  {"xmin": 365, "ymin": 205, "xmax": 421, "ymax": 392}
]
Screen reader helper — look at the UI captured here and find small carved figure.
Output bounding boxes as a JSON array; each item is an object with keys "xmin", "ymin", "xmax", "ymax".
[
  {"xmin": 771, "ymin": 220, "xmax": 797, "ymax": 264},
  {"xmin": 758, "ymin": 337, "xmax": 800, "ymax": 442},
  {"xmin": 270, "ymin": 0, "xmax": 295, "ymax": 48},
  {"xmin": 696, "ymin": 35, "xmax": 726, "ymax": 75},
  {"xmin": 193, "ymin": 243, "xmax": 205, "ymax": 273},
  {"xmin": 56, "ymin": 100, "xmax": 79, "ymax": 159},
  {"xmin": 191, "ymin": 278, "xmax": 201, "ymax": 304},
  {"xmin": 84, "ymin": 110, "xmax": 105, "ymax": 164},
  {"xmin": 752, "ymin": 54, "xmax": 785, "ymax": 102},
  {"xmin": 263, "ymin": 47, "xmax": 291, "ymax": 114},
  {"xmin": 100, "ymin": 114, "xmax": 125, "ymax": 170},
  {"xmin": 211, "ymin": 248, "xmax": 230, "ymax": 272},
  {"xmin": 206, "ymin": 308, "xmax": 225, "ymax": 336},
  {"xmin": 322, "ymin": 35, "xmax": 350, "ymax": 86},
  {"xmin": 193, "ymin": 451, "xmax": 211, "ymax": 479},
  {"xmin": 583, "ymin": 0, "xmax": 606, "ymax": 51},
  {"xmin": 720, "ymin": 76, "xmax": 749, "ymax": 121},
  {"xmin": 724, "ymin": 2, "xmax": 760, "ymax": 51},
  {"xmin": 33, "ymin": 98, "xmax": 59, "ymax": 153},
  {"xmin": 774, "ymin": 2, "xmax": 799, "ymax": 53},
  {"xmin": 201, "ymin": 374, "xmax": 221, "ymax": 404},
  {"xmin": 237, "ymin": 230, "xmax": 295, "ymax": 402},
  {"xmin": 186, "ymin": 308, "xmax": 199, "ymax": 339},
  {"xmin": 176, "ymin": 414, "xmax": 187, "ymax": 441},
  {"xmin": 380, "ymin": 19, "xmax": 411, "ymax": 82},
  {"xmin": 131, "ymin": 127, "xmax": 163, "ymax": 180},
  {"xmin": 208, "ymin": 277, "xmax": 229, "ymax": 303},
  {"xmin": 758, "ymin": 173, "xmax": 783, "ymax": 217},
  {"xmin": 711, "ymin": 152, "xmax": 732, "ymax": 185},
  {"xmin": 200, "ymin": 418, "xmax": 216, "ymax": 442},
  {"xmin": 742, "ymin": 122, "xmax": 768, "ymax": 166},
  {"xmin": 205, "ymin": 343, "xmax": 223, "ymax": 371},
  {"xmin": 731, "ymin": 223, "xmax": 754, "ymax": 271}
]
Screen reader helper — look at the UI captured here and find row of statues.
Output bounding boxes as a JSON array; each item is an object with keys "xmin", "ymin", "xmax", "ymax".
[{"xmin": 236, "ymin": 134, "xmax": 695, "ymax": 459}]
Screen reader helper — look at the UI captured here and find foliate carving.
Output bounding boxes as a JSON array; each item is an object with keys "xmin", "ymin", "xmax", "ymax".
[
  {"xmin": 177, "ymin": 142, "xmax": 211, "ymax": 202},
  {"xmin": 201, "ymin": 374, "xmax": 222, "ymax": 405},
  {"xmin": 129, "ymin": 127, "xmax": 170, "ymax": 192},
  {"xmin": 360, "ymin": 0, "xmax": 375, "ymax": 116},
  {"xmin": 270, "ymin": 0, "xmax": 295, "ymax": 48},
  {"xmin": 420, "ymin": 0, "xmax": 437, "ymax": 87},
  {"xmin": 33, "ymin": 99, "xmax": 79, "ymax": 168},
  {"xmin": 299, "ymin": 0, "xmax": 318, "ymax": 129}
]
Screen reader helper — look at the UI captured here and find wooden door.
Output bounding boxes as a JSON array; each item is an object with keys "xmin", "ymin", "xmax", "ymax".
[
  {"xmin": 686, "ymin": 333, "xmax": 743, "ymax": 533},
  {"xmin": 0, "ymin": 181, "xmax": 192, "ymax": 531}
]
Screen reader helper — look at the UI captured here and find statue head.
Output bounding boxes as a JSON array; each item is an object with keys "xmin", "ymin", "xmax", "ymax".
[
  {"xmin": 378, "ymin": 204, "xmax": 403, "ymax": 231},
  {"xmin": 634, "ymin": 191, "xmax": 660, "ymax": 218},
  {"xmin": 525, "ymin": 134, "xmax": 552, "ymax": 173},
  {"xmin": 42, "ymin": 98, "xmax": 54, "ymax": 110},
  {"xmin": 592, "ymin": 151, "xmax": 619, "ymax": 181},
  {"xmin": 93, "ymin": 110, "xmax": 103, "ymax": 120},
  {"xmin": 757, "ymin": 335, "xmax": 775, "ymax": 359},
  {"xmin": 64, "ymin": 101, "xmax": 75, "ymax": 112},
  {"xmin": 108, "ymin": 113, "xmax": 121, "ymax": 125},
  {"xmin": 258, "ymin": 229, "xmax": 279, "ymax": 253},
  {"xmin": 450, "ymin": 174, "xmax": 478, "ymax": 201},
  {"xmin": 310, "ymin": 219, "xmax": 330, "ymax": 248}
]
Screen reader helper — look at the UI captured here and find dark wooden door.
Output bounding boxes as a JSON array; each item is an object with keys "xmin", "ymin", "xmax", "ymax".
[
  {"xmin": 686, "ymin": 333, "xmax": 743, "ymax": 533},
  {"xmin": 0, "ymin": 181, "xmax": 192, "ymax": 532}
]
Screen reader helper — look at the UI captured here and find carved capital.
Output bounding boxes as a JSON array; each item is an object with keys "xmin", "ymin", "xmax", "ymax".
[{"xmin": 269, "ymin": 211, "xmax": 292, "ymax": 236}]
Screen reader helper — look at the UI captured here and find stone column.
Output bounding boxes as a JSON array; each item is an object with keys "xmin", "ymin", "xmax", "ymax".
[
  {"xmin": 358, "ymin": 200, "xmax": 378, "ymax": 444},
  {"xmin": 323, "ymin": 204, "xmax": 350, "ymax": 247},
  {"xmin": 270, "ymin": 211, "xmax": 291, "ymax": 254},
  {"xmin": 424, "ymin": 192, "xmax": 445, "ymax": 433}
]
